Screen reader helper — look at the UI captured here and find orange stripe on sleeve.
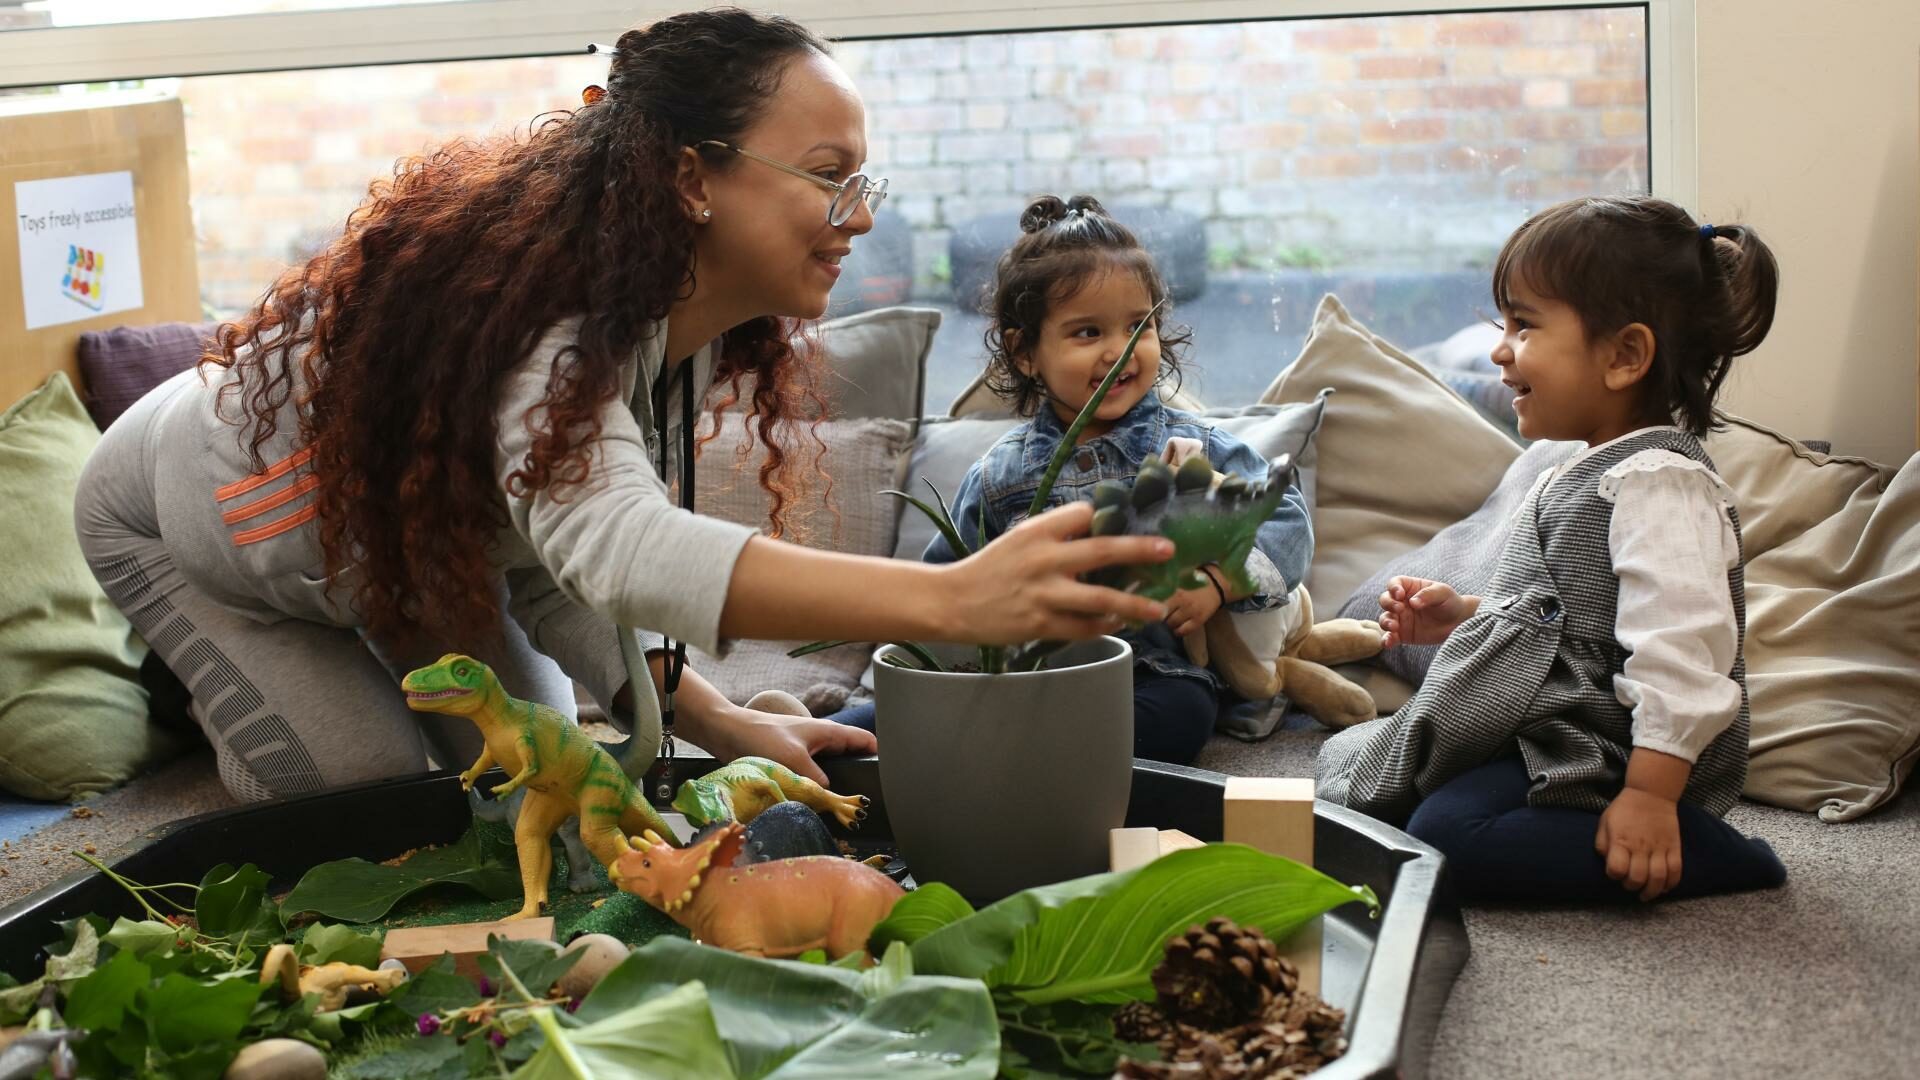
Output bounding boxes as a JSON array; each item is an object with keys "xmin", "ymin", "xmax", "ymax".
[
  {"xmin": 231, "ymin": 504, "xmax": 318, "ymax": 546},
  {"xmin": 214, "ymin": 447, "xmax": 314, "ymax": 502},
  {"xmin": 221, "ymin": 473, "xmax": 319, "ymax": 525}
]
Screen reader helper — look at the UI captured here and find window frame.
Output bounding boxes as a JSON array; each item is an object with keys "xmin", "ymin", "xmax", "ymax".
[{"xmin": 0, "ymin": 0, "xmax": 1694, "ymax": 207}]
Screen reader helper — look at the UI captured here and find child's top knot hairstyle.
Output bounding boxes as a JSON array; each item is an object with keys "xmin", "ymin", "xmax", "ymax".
[
  {"xmin": 1492, "ymin": 195, "xmax": 1779, "ymax": 436},
  {"xmin": 981, "ymin": 194, "xmax": 1190, "ymax": 417}
]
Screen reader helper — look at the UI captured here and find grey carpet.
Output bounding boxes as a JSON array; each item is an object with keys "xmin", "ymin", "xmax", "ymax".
[{"xmin": 1197, "ymin": 716, "xmax": 1920, "ymax": 1080}]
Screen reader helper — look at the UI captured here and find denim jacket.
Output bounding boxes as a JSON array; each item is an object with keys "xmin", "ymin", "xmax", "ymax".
[{"xmin": 924, "ymin": 394, "xmax": 1313, "ymax": 688}]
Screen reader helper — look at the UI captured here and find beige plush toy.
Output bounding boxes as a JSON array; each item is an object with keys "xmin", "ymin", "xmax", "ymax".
[{"xmin": 1183, "ymin": 585, "xmax": 1385, "ymax": 731}]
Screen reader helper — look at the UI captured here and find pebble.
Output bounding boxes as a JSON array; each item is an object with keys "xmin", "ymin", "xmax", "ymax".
[
  {"xmin": 223, "ymin": 1038, "xmax": 326, "ymax": 1080},
  {"xmin": 556, "ymin": 934, "xmax": 630, "ymax": 1000}
]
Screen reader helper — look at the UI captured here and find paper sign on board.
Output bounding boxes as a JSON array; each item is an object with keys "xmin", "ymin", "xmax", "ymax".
[{"xmin": 14, "ymin": 170, "xmax": 144, "ymax": 330}]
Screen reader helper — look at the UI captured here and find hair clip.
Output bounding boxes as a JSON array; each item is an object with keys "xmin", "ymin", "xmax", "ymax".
[
  {"xmin": 581, "ymin": 84, "xmax": 606, "ymax": 105},
  {"xmin": 1698, "ymin": 223, "xmax": 1717, "ymax": 239},
  {"xmin": 586, "ymin": 42, "xmax": 618, "ymax": 57}
]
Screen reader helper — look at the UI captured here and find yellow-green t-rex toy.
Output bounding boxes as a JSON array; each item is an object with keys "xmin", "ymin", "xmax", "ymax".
[
  {"xmin": 402, "ymin": 653, "xmax": 679, "ymax": 920},
  {"xmin": 673, "ymin": 757, "xmax": 870, "ymax": 831}
]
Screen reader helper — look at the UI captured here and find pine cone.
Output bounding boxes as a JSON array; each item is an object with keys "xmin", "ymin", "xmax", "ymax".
[
  {"xmin": 1112, "ymin": 1000, "xmax": 1170, "ymax": 1044},
  {"xmin": 1151, "ymin": 918, "xmax": 1295, "ymax": 1030}
]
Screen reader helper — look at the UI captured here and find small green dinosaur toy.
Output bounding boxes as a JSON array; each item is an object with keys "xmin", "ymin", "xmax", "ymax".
[
  {"xmin": 672, "ymin": 756, "xmax": 870, "ymax": 831},
  {"xmin": 1084, "ymin": 452, "xmax": 1299, "ymax": 602},
  {"xmin": 401, "ymin": 653, "xmax": 679, "ymax": 920}
]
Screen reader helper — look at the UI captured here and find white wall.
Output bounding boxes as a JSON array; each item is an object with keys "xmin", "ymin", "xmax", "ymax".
[{"xmin": 1696, "ymin": 0, "xmax": 1918, "ymax": 463}]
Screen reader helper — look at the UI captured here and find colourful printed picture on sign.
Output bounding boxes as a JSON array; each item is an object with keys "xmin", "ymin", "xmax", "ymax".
[{"xmin": 61, "ymin": 245, "xmax": 106, "ymax": 311}]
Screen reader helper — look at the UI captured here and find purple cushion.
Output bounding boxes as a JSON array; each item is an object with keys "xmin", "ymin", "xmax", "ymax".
[{"xmin": 76, "ymin": 321, "xmax": 219, "ymax": 430}]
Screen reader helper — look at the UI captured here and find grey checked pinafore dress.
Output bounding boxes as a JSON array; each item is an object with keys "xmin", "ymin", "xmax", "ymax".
[{"xmin": 1316, "ymin": 428, "xmax": 1749, "ymax": 825}]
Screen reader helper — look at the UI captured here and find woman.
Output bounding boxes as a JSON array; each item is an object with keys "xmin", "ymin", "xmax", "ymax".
[{"xmin": 73, "ymin": 7, "xmax": 1170, "ymax": 803}]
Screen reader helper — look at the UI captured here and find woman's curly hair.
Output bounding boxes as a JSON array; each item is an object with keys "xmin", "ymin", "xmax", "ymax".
[{"xmin": 206, "ymin": 8, "xmax": 833, "ymax": 646}]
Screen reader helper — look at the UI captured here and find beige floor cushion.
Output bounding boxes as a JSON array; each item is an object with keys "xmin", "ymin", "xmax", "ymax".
[
  {"xmin": 1703, "ymin": 417, "xmax": 1920, "ymax": 821},
  {"xmin": 1260, "ymin": 294, "xmax": 1522, "ymax": 609}
]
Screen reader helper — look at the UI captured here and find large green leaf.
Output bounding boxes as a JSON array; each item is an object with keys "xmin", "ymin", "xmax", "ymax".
[
  {"xmin": 279, "ymin": 823, "xmax": 518, "ymax": 922},
  {"xmin": 576, "ymin": 937, "xmax": 998, "ymax": 1079},
  {"xmin": 62, "ymin": 948, "xmax": 149, "ymax": 1032},
  {"xmin": 869, "ymin": 883, "xmax": 976, "ymax": 952},
  {"xmin": 907, "ymin": 844, "xmax": 1379, "ymax": 1004},
  {"xmin": 197, "ymin": 862, "xmax": 284, "ymax": 950},
  {"xmin": 515, "ymin": 981, "xmax": 738, "ymax": 1080},
  {"xmin": 138, "ymin": 971, "xmax": 263, "ymax": 1054},
  {"xmin": 297, "ymin": 922, "xmax": 383, "ymax": 968}
]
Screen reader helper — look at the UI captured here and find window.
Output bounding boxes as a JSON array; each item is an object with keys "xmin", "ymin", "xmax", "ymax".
[{"xmin": 2, "ymin": 2, "xmax": 1662, "ymax": 412}]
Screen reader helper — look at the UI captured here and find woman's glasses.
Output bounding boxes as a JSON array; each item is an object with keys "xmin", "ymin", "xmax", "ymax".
[{"xmin": 698, "ymin": 140, "xmax": 889, "ymax": 227}]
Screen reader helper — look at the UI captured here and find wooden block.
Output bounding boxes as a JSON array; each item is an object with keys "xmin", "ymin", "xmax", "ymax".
[
  {"xmin": 1112, "ymin": 828, "xmax": 1213, "ymax": 872},
  {"xmin": 1222, "ymin": 776, "xmax": 1320, "ymax": 996},
  {"xmin": 1110, "ymin": 827, "xmax": 1160, "ymax": 873},
  {"xmin": 1158, "ymin": 829, "xmax": 1205, "ymax": 854},
  {"xmin": 380, "ymin": 917, "xmax": 555, "ymax": 978}
]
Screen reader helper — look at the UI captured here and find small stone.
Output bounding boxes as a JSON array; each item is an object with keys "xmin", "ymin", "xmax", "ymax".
[
  {"xmin": 377, "ymin": 958, "xmax": 409, "ymax": 975},
  {"xmin": 222, "ymin": 1038, "xmax": 326, "ymax": 1080},
  {"xmin": 556, "ymin": 934, "xmax": 629, "ymax": 1000}
]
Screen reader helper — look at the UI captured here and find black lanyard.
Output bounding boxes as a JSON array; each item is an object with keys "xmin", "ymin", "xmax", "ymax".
[{"xmin": 653, "ymin": 360, "xmax": 694, "ymax": 763}]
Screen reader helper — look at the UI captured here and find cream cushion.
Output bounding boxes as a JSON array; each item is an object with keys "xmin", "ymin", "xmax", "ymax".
[
  {"xmin": 1702, "ymin": 417, "xmax": 1919, "ymax": 821},
  {"xmin": 1259, "ymin": 294, "xmax": 1522, "ymax": 608}
]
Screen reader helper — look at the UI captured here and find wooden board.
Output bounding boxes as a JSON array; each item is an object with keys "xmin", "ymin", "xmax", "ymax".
[
  {"xmin": 380, "ymin": 916, "xmax": 555, "ymax": 978},
  {"xmin": 0, "ymin": 91, "xmax": 201, "ymax": 411}
]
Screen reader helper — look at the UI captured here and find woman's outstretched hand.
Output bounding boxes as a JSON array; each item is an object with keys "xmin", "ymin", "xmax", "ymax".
[
  {"xmin": 943, "ymin": 501, "xmax": 1171, "ymax": 644},
  {"xmin": 1378, "ymin": 575, "xmax": 1479, "ymax": 648}
]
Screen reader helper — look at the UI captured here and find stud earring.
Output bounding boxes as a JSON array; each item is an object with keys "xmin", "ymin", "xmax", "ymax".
[{"xmin": 700, "ymin": 209, "xmax": 712, "ymax": 220}]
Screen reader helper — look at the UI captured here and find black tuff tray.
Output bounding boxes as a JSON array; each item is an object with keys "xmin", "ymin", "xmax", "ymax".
[{"xmin": 0, "ymin": 755, "xmax": 1467, "ymax": 1080}]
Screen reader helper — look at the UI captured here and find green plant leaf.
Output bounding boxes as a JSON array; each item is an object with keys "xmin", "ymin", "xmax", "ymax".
[
  {"xmin": 869, "ymin": 883, "xmax": 976, "ymax": 952},
  {"xmin": 578, "ymin": 937, "xmax": 998, "ymax": 1079},
  {"xmin": 138, "ymin": 971, "xmax": 263, "ymax": 1054},
  {"xmin": 480, "ymin": 934, "xmax": 581, "ymax": 999},
  {"xmin": 788, "ymin": 639, "xmax": 859, "ymax": 658},
  {"xmin": 515, "ymin": 982, "xmax": 738, "ymax": 1080},
  {"xmin": 297, "ymin": 922, "xmax": 384, "ymax": 968},
  {"xmin": 61, "ymin": 948, "xmax": 148, "ymax": 1032},
  {"xmin": 394, "ymin": 954, "xmax": 482, "ymax": 1017},
  {"xmin": 883, "ymin": 489, "xmax": 973, "ymax": 565},
  {"xmin": 104, "ymin": 917, "xmax": 187, "ymax": 958},
  {"xmin": 279, "ymin": 823, "xmax": 518, "ymax": 922},
  {"xmin": 908, "ymin": 844, "xmax": 1379, "ymax": 1004},
  {"xmin": 1026, "ymin": 300, "xmax": 1165, "ymax": 519},
  {"xmin": 337, "ymin": 1035, "xmax": 464, "ymax": 1079},
  {"xmin": 195, "ymin": 862, "xmax": 284, "ymax": 951},
  {"xmin": 995, "ymin": 995, "xmax": 1158, "ymax": 1078},
  {"xmin": 45, "ymin": 918, "xmax": 102, "ymax": 983}
]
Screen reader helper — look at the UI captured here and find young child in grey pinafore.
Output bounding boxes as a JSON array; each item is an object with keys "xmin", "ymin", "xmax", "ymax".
[{"xmin": 1317, "ymin": 195, "xmax": 1788, "ymax": 904}]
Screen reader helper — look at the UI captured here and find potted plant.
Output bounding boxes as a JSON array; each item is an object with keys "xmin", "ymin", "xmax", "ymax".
[{"xmin": 796, "ymin": 308, "xmax": 1296, "ymax": 902}]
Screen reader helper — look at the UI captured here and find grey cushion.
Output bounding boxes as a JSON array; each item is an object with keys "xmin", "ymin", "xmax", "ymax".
[
  {"xmin": 805, "ymin": 306, "xmax": 941, "ymax": 423},
  {"xmin": 687, "ymin": 413, "xmax": 916, "ymax": 714},
  {"xmin": 1336, "ymin": 438, "xmax": 1582, "ymax": 684}
]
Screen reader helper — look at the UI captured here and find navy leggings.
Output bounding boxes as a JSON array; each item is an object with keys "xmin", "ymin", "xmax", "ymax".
[
  {"xmin": 825, "ymin": 668, "xmax": 1219, "ymax": 766},
  {"xmin": 1406, "ymin": 756, "xmax": 1787, "ymax": 904}
]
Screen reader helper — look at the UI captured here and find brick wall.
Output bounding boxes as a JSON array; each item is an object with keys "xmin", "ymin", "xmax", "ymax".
[{"xmin": 171, "ymin": 8, "xmax": 1645, "ymax": 314}]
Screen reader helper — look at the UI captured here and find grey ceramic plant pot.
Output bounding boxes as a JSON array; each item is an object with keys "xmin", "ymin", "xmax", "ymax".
[{"xmin": 872, "ymin": 635, "xmax": 1133, "ymax": 902}]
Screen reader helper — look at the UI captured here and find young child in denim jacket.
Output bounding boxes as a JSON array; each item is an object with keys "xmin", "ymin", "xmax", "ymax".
[{"xmin": 926, "ymin": 195, "xmax": 1312, "ymax": 764}]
